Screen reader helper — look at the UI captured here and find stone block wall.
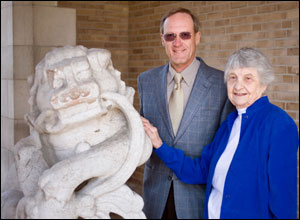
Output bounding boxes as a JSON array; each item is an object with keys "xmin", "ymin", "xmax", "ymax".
[
  {"xmin": 60, "ymin": 1, "xmax": 299, "ymax": 214},
  {"xmin": 1, "ymin": 1, "xmax": 76, "ymax": 194}
]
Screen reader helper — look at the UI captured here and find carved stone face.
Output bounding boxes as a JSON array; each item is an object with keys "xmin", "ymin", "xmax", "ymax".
[
  {"xmin": 26, "ymin": 46, "xmax": 131, "ymax": 161},
  {"xmin": 38, "ymin": 56, "xmax": 104, "ymax": 132}
]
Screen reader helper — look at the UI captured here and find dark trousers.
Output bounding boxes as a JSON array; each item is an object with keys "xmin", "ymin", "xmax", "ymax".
[{"xmin": 162, "ymin": 182, "xmax": 177, "ymax": 219}]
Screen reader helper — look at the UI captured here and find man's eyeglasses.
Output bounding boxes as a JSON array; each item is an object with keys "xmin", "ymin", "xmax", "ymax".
[{"xmin": 163, "ymin": 32, "xmax": 192, "ymax": 42}]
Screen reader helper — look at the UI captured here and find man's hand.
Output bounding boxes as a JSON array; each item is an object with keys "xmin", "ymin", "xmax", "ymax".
[{"xmin": 141, "ymin": 117, "xmax": 163, "ymax": 149}]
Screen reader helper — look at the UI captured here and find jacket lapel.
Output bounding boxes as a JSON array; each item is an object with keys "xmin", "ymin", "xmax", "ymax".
[
  {"xmin": 174, "ymin": 61, "xmax": 213, "ymax": 144},
  {"xmin": 155, "ymin": 64, "xmax": 174, "ymax": 138}
]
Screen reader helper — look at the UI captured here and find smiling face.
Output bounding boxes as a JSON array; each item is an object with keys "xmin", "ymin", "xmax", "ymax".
[
  {"xmin": 161, "ymin": 12, "xmax": 200, "ymax": 72},
  {"xmin": 227, "ymin": 67, "xmax": 267, "ymax": 109}
]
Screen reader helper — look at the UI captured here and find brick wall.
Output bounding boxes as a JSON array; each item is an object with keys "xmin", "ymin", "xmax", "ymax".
[
  {"xmin": 58, "ymin": 1, "xmax": 129, "ymax": 80},
  {"xmin": 58, "ymin": 1, "xmax": 299, "ymax": 215},
  {"xmin": 129, "ymin": 2, "xmax": 299, "ymax": 208}
]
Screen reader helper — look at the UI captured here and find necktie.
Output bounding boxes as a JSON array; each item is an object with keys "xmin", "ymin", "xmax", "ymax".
[{"xmin": 169, "ymin": 73, "xmax": 184, "ymax": 135}]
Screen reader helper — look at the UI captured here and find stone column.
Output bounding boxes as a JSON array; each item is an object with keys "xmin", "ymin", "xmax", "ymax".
[{"xmin": 1, "ymin": 1, "xmax": 76, "ymax": 192}]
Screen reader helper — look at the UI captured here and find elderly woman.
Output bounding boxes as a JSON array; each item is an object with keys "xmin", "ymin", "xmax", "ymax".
[{"xmin": 142, "ymin": 47, "xmax": 299, "ymax": 219}]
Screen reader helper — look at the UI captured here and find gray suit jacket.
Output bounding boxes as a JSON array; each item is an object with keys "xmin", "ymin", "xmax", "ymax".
[{"xmin": 138, "ymin": 57, "xmax": 234, "ymax": 219}]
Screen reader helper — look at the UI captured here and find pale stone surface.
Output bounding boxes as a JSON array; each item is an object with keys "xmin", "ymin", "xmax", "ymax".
[
  {"xmin": 14, "ymin": 80, "xmax": 31, "ymax": 120},
  {"xmin": 1, "ymin": 80, "xmax": 14, "ymax": 119},
  {"xmin": 13, "ymin": 45, "xmax": 34, "ymax": 80},
  {"xmin": 33, "ymin": 1, "xmax": 58, "ymax": 7},
  {"xmin": 1, "ymin": 4, "xmax": 13, "ymax": 46},
  {"xmin": 1, "ymin": 45, "xmax": 14, "ymax": 79},
  {"xmin": 12, "ymin": 4, "xmax": 33, "ymax": 46},
  {"xmin": 33, "ymin": 6, "xmax": 76, "ymax": 46},
  {"xmin": 1, "ymin": 45, "xmax": 152, "ymax": 219},
  {"xmin": 1, "ymin": 117, "xmax": 14, "ymax": 148}
]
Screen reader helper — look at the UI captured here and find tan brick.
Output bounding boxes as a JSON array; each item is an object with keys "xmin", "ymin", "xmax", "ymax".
[
  {"xmin": 257, "ymin": 4, "xmax": 277, "ymax": 14},
  {"xmin": 252, "ymin": 24, "xmax": 261, "ymax": 31},
  {"xmin": 247, "ymin": 14, "xmax": 265, "ymax": 23},
  {"xmin": 210, "ymin": 28, "xmax": 226, "ymax": 35},
  {"xmin": 282, "ymin": 75, "xmax": 294, "ymax": 83},
  {"xmin": 256, "ymin": 40, "xmax": 276, "ymax": 49},
  {"xmin": 287, "ymin": 48, "xmax": 299, "ymax": 56},
  {"xmin": 231, "ymin": 1, "xmax": 247, "ymax": 9},
  {"xmin": 287, "ymin": 8, "xmax": 299, "ymax": 20},
  {"xmin": 215, "ymin": 19, "xmax": 230, "ymax": 27},
  {"xmin": 277, "ymin": 2, "xmax": 298, "ymax": 11},
  {"xmin": 198, "ymin": 5, "xmax": 213, "ymax": 13},
  {"xmin": 264, "ymin": 12, "xmax": 287, "ymax": 22},
  {"xmin": 276, "ymin": 39, "xmax": 299, "ymax": 48},
  {"xmin": 76, "ymin": 8, "xmax": 97, "ymax": 16},
  {"xmin": 287, "ymin": 66, "xmax": 299, "ymax": 75},
  {"xmin": 231, "ymin": 16, "xmax": 248, "ymax": 25},
  {"xmin": 223, "ymin": 9, "xmax": 239, "ymax": 18},
  {"xmin": 293, "ymin": 75, "xmax": 299, "ymax": 85},
  {"xmin": 282, "ymin": 20, "xmax": 292, "ymax": 28},
  {"xmin": 262, "ymin": 21, "xmax": 281, "ymax": 30},
  {"xmin": 268, "ymin": 91, "xmax": 299, "ymax": 102},
  {"xmin": 248, "ymin": 1, "xmax": 265, "ymax": 6},
  {"xmin": 274, "ymin": 56, "xmax": 299, "ymax": 66},
  {"xmin": 266, "ymin": 30, "xmax": 287, "ymax": 39},
  {"xmin": 213, "ymin": 3, "xmax": 230, "ymax": 11},
  {"xmin": 287, "ymin": 103, "xmax": 299, "ymax": 111},
  {"xmin": 207, "ymin": 12, "xmax": 223, "ymax": 20},
  {"xmin": 273, "ymin": 66, "xmax": 287, "ymax": 75},
  {"xmin": 239, "ymin": 7, "xmax": 257, "ymax": 16},
  {"xmin": 265, "ymin": 48, "xmax": 287, "ymax": 57},
  {"xmin": 268, "ymin": 83, "xmax": 299, "ymax": 93}
]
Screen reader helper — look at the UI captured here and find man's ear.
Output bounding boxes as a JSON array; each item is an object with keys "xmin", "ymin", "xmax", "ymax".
[
  {"xmin": 195, "ymin": 31, "xmax": 201, "ymax": 45},
  {"xmin": 161, "ymin": 34, "xmax": 165, "ymax": 47}
]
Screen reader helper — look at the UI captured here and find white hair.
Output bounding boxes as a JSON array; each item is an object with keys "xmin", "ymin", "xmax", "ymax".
[{"xmin": 224, "ymin": 47, "xmax": 275, "ymax": 85}]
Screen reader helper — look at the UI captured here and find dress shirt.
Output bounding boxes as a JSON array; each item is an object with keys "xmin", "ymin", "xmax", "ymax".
[{"xmin": 167, "ymin": 58, "xmax": 200, "ymax": 108}]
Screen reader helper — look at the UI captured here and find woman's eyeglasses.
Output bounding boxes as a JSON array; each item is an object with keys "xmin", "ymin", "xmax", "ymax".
[{"xmin": 163, "ymin": 32, "xmax": 192, "ymax": 42}]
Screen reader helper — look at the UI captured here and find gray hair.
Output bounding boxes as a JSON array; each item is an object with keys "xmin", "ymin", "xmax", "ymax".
[{"xmin": 224, "ymin": 47, "xmax": 275, "ymax": 85}]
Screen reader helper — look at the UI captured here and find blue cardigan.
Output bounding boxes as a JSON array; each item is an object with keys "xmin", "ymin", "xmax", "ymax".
[{"xmin": 155, "ymin": 96, "xmax": 299, "ymax": 219}]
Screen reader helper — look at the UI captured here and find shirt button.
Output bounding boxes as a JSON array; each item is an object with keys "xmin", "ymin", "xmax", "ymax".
[{"xmin": 225, "ymin": 194, "xmax": 230, "ymax": 199}]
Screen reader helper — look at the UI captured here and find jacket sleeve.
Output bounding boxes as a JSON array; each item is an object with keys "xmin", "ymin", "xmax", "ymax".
[
  {"xmin": 154, "ymin": 139, "xmax": 217, "ymax": 184},
  {"xmin": 267, "ymin": 120, "xmax": 299, "ymax": 219}
]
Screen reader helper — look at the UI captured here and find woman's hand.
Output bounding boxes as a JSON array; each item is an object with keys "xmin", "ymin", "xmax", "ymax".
[{"xmin": 141, "ymin": 117, "xmax": 163, "ymax": 149}]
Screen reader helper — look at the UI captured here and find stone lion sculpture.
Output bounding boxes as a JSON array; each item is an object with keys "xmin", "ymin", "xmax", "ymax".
[{"xmin": 1, "ymin": 45, "xmax": 152, "ymax": 219}]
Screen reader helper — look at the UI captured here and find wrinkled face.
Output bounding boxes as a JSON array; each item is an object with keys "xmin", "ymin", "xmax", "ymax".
[
  {"xmin": 227, "ymin": 67, "xmax": 267, "ymax": 109},
  {"xmin": 161, "ymin": 13, "xmax": 200, "ymax": 72}
]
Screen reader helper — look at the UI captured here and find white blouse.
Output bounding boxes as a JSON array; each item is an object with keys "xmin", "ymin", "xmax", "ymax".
[{"xmin": 208, "ymin": 108, "xmax": 247, "ymax": 219}]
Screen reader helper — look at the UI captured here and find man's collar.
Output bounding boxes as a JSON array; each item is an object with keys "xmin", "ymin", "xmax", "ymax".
[{"xmin": 168, "ymin": 58, "xmax": 200, "ymax": 86}]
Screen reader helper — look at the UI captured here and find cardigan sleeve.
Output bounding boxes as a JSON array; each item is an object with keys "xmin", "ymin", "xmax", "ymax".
[
  {"xmin": 267, "ymin": 120, "xmax": 299, "ymax": 219},
  {"xmin": 154, "ymin": 134, "xmax": 220, "ymax": 185}
]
